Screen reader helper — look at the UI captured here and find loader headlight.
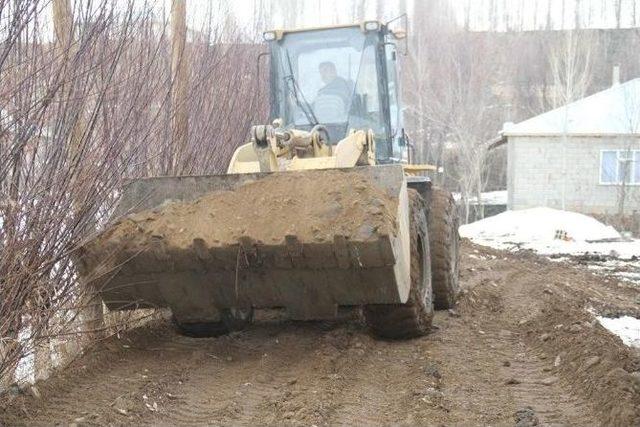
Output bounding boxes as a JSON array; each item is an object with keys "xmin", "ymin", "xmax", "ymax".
[
  {"xmin": 364, "ymin": 21, "xmax": 380, "ymax": 32},
  {"xmin": 263, "ymin": 31, "xmax": 277, "ymax": 41}
]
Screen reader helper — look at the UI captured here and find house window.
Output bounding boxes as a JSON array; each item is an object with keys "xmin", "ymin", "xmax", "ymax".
[{"xmin": 600, "ymin": 150, "xmax": 640, "ymax": 185}]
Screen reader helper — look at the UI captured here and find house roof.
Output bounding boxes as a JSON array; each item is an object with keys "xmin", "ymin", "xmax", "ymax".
[{"xmin": 502, "ymin": 78, "xmax": 640, "ymax": 137}]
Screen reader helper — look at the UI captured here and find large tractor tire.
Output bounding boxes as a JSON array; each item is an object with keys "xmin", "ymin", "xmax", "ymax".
[
  {"xmin": 173, "ymin": 308, "xmax": 254, "ymax": 338},
  {"xmin": 428, "ymin": 187, "xmax": 460, "ymax": 310},
  {"xmin": 364, "ymin": 189, "xmax": 434, "ymax": 339}
]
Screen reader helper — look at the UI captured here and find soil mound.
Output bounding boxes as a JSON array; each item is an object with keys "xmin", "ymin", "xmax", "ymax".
[{"xmin": 80, "ymin": 170, "xmax": 399, "ymax": 275}]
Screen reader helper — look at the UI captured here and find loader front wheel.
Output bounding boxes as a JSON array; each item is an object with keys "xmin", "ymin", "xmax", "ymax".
[
  {"xmin": 364, "ymin": 189, "xmax": 434, "ymax": 339},
  {"xmin": 428, "ymin": 187, "xmax": 460, "ymax": 309},
  {"xmin": 173, "ymin": 308, "xmax": 254, "ymax": 338}
]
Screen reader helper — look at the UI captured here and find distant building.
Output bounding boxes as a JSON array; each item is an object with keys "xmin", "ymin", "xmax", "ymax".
[{"xmin": 495, "ymin": 78, "xmax": 640, "ymax": 215}]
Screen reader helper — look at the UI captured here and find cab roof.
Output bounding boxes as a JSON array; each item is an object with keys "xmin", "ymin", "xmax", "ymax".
[{"xmin": 264, "ymin": 21, "xmax": 386, "ymax": 41}]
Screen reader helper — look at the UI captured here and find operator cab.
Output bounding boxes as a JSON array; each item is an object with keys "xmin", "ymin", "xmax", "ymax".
[{"xmin": 263, "ymin": 21, "xmax": 406, "ymax": 163}]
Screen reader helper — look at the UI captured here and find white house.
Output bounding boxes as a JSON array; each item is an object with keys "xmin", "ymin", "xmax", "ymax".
[{"xmin": 497, "ymin": 78, "xmax": 640, "ymax": 215}]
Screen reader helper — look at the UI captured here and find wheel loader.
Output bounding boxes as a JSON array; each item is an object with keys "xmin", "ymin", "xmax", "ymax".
[{"xmin": 78, "ymin": 21, "xmax": 460, "ymax": 339}]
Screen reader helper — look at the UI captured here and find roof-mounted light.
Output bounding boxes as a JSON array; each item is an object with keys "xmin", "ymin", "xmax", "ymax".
[
  {"xmin": 391, "ymin": 29, "xmax": 407, "ymax": 39},
  {"xmin": 263, "ymin": 31, "xmax": 277, "ymax": 41},
  {"xmin": 363, "ymin": 21, "xmax": 380, "ymax": 32}
]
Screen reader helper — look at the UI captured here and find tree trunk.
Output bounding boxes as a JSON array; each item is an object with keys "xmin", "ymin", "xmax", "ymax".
[
  {"xmin": 0, "ymin": 328, "xmax": 21, "ymax": 390},
  {"xmin": 34, "ymin": 333, "xmax": 51, "ymax": 382},
  {"xmin": 53, "ymin": 0, "xmax": 105, "ymax": 348},
  {"xmin": 618, "ymin": 181, "xmax": 627, "ymax": 216},
  {"xmin": 171, "ymin": 0, "xmax": 189, "ymax": 174},
  {"xmin": 476, "ymin": 175, "xmax": 485, "ymax": 220}
]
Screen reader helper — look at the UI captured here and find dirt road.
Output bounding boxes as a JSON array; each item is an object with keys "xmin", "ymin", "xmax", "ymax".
[{"xmin": 3, "ymin": 242, "xmax": 640, "ymax": 426}]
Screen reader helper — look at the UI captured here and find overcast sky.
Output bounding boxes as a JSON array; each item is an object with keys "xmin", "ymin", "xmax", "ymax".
[
  {"xmin": 11, "ymin": 0, "xmax": 640, "ymax": 42},
  {"xmin": 177, "ymin": 0, "xmax": 640, "ymax": 34},
  {"xmin": 452, "ymin": 0, "xmax": 640, "ymax": 31}
]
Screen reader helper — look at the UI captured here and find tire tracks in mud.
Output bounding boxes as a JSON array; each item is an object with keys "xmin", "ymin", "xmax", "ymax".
[
  {"xmin": 5, "ymin": 242, "xmax": 638, "ymax": 426},
  {"xmin": 144, "ymin": 323, "xmax": 336, "ymax": 426},
  {"xmin": 439, "ymin": 259, "xmax": 602, "ymax": 426},
  {"xmin": 315, "ymin": 340, "xmax": 428, "ymax": 426}
]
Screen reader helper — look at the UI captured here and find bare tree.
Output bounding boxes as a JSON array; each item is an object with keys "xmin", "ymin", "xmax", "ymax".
[
  {"xmin": 547, "ymin": 30, "xmax": 593, "ymax": 109},
  {"xmin": 403, "ymin": 0, "xmax": 458, "ymax": 166},
  {"xmin": 404, "ymin": 7, "xmax": 502, "ymax": 221},
  {"xmin": 0, "ymin": 0, "xmax": 267, "ymax": 389},
  {"xmin": 616, "ymin": 80, "xmax": 640, "ymax": 216},
  {"xmin": 1, "ymin": 1, "xmax": 164, "ymax": 386},
  {"xmin": 547, "ymin": 30, "xmax": 594, "ymax": 209}
]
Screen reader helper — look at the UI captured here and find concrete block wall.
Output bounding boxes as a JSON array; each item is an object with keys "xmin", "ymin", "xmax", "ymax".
[{"xmin": 507, "ymin": 135, "xmax": 640, "ymax": 214}]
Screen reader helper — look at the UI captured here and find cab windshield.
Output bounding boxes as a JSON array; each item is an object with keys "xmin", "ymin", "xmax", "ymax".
[{"xmin": 270, "ymin": 27, "xmax": 385, "ymax": 143}]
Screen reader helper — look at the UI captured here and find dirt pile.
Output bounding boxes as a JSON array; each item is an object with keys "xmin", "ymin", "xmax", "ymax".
[{"xmin": 79, "ymin": 170, "xmax": 399, "ymax": 276}]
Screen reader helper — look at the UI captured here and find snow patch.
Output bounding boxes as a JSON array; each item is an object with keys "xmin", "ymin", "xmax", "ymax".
[
  {"xmin": 597, "ymin": 316, "xmax": 640, "ymax": 348},
  {"xmin": 453, "ymin": 190, "xmax": 507, "ymax": 205},
  {"xmin": 459, "ymin": 207, "xmax": 640, "ymax": 259}
]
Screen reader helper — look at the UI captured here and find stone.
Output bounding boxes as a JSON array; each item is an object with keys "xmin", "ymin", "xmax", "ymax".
[
  {"xmin": 416, "ymin": 387, "xmax": 444, "ymax": 399},
  {"xmin": 569, "ymin": 324, "xmax": 582, "ymax": 333},
  {"xmin": 7, "ymin": 383, "xmax": 22, "ymax": 397},
  {"xmin": 540, "ymin": 333, "xmax": 551, "ymax": 342},
  {"xmin": 505, "ymin": 377, "xmax": 521, "ymax": 385},
  {"xmin": 584, "ymin": 356, "xmax": 600, "ymax": 369},
  {"xmin": 515, "ymin": 406, "xmax": 539, "ymax": 427},
  {"xmin": 28, "ymin": 385, "xmax": 41, "ymax": 399},
  {"xmin": 540, "ymin": 376, "xmax": 559, "ymax": 386},
  {"xmin": 424, "ymin": 364, "xmax": 441, "ymax": 379},
  {"xmin": 629, "ymin": 371, "xmax": 640, "ymax": 391},
  {"xmin": 554, "ymin": 355, "xmax": 562, "ymax": 367}
]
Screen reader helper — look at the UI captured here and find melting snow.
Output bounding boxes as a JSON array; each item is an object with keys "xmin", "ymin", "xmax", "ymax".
[
  {"xmin": 597, "ymin": 316, "xmax": 640, "ymax": 348},
  {"xmin": 459, "ymin": 207, "xmax": 640, "ymax": 259}
]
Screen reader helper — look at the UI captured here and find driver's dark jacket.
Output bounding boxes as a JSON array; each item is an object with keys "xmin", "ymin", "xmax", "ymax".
[{"xmin": 317, "ymin": 77, "xmax": 353, "ymax": 108}]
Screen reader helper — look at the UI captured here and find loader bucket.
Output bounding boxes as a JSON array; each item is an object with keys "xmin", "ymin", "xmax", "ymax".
[{"xmin": 77, "ymin": 165, "xmax": 411, "ymax": 322}]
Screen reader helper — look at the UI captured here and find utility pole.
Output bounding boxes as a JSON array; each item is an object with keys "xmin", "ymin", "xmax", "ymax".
[
  {"xmin": 53, "ymin": 0, "xmax": 73, "ymax": 50},
  {"xmin": 171, "ymin": 0, "xmax": 189, "ymax": 174}
]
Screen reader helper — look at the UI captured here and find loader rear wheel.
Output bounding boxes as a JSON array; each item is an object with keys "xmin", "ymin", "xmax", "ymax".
[
  {"xmin": 363, "ymin": 189, "xmax": 434, "ymax": 339},
  {"xmin": 428, "ymin": 187, "xmax": 460, "ymax": 310},
  {"xmin": 173, "ymin": 308, "xmax": 254, "ymax": 338}
]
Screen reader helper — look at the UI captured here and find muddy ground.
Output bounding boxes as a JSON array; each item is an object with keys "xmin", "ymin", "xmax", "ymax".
[{"xmin": 2, "ymin": 241, "xmax": 640, "ymax": 426}]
